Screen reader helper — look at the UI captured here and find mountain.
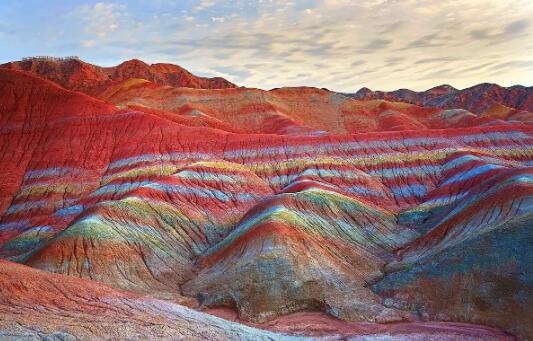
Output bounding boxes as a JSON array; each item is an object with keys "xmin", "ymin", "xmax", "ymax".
[
  {"xmin": 0, "ymin": 57, "xmax": 236, "ymax": 96},
  {"xmin": 0, "ymin": 61, "xmax": 532, "ymax": 340},
  {"xmin": 349, "ymin": 83, "xmax": 533, "ymax": 114},
  {"xmin": 97, "ymin": 78, "xmax": 531, "ymax": 135},
  {"xmin": 3, "ymin": 58, "xmax": 531, "ymax": 135}
]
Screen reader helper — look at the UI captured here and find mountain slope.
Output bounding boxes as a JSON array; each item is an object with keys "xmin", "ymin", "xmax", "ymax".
[
  {"xmin": 0, "ymin": 57, "xmax": 236, "ymax": 96},
  {"xmin": 96, "ymin": 78, "xmax": 531, "ymax": 135},
  {"xmin": 1, "ymin": 259, "xmax": 516, "ymax": 340},
  {"xmin": 0, "ymin": 259, "xmax": 298, "ymax": 340}
]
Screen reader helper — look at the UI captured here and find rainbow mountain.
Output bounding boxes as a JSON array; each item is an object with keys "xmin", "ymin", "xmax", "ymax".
[{"xmin": 0, "ymin": 58, "xmax": 531, "ymax": 340}]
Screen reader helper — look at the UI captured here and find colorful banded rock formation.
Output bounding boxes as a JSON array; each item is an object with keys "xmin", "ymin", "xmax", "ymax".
[
  {"xmin": 97, "ymin": 80, "xmax": 531, "ymax": 135},
  {"xmin": 1, "ymin": 260, "xmax": 515, "ymax": 340},
  {"xmin": 0, "ymin": 59, "xmax": 532, "ymax": 340},
  {"xmin": 349, "ymin": 83, "xmax": 533, "ymax": 115},
  {"xmin": 0, "ymin": 57, "xmax": 236, "ymax": 96}
]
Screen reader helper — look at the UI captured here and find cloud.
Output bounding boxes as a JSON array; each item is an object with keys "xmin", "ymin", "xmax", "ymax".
[
  {"xmin": 505, "ymin": 19, "xmax": 530, "ymax": 35},
  {"xmin": 469, "ymin": 28, "xmax": 491, "ymax": 40},
  {"xmin": 194, "ymin": 0, "xmax": 215, "ymax": 12},
  {"xmin": 402, "ymin": 32, "xmax": 442, "ymax": 50},
  {"xmin": 488, "ymin": 60, "xmax": 533, "ymax": 71},
  {"xmin": 454, "ymin": 62, "xmax": 495, "ymax": 75},
  {"xmin": 75, "ymin": 2, "xmax": 125, "ymax": 38},
  {"xmin": 351, "ymin": 60, "xmax": 366, "ymax": 67},
  {"xmin": 413, "ymin": 57, "xmax": 459, "ymax": 65},
  {"xmin": 82, "ymin": 40, "xmax": 95, "ymax": 48},
  {"xmin": 359, "ymin": 39, "xmax": 392, "ymax": 53},
  {"xmin": 5, "ymin": 0, "xmax": 532, "ymax": 92},
  {"xmin": 378, "ymin": 21, "xmax": 405, "ymax": 34},
  {"xmin": 384, "ymin": 57, "xmax": 403, "ymax": 67},
  {"xmin": 469, "ymin": 18, "xmax": 530, "ymax": 45}
]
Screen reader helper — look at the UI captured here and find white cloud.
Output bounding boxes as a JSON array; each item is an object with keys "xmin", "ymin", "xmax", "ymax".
[
  {"xmin": 82, "ymin": 40, "xmax": 95, "ymax": 48},
  {"xmin": 194, "ymin": 0, "xmax": 215, "ymax": 12},
  {"xmin": 211, "ymin": 16, "xmax": 225, "ymax": 23},
  {"xmin": 75, "ymin": 2, "xmax": 124, "ymax": 38},
  {"xmin": 54, "ymin": 0, "xmax": 533, "ymax": 91}
]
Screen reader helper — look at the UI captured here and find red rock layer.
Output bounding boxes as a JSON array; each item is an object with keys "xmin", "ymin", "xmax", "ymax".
[
  {"xmin": 0, "ymin": 58, "xmax": 236, "ymax": 96},
  {"xmin": 96, "ymin": 79, "xmax": 531, "ymax": 135},
  {"xmin": 0, "ymin": 66, "xmax": 532, "ymax": 339}
]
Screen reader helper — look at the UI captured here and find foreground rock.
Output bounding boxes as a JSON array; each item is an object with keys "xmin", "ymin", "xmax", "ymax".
[
  {"xmin": 0, "ymin": 260, "xmax": 291, "ymax": 340},
  {"xmin": 0, "ymin": 260, "xmax": 516, "ymax": 340}
]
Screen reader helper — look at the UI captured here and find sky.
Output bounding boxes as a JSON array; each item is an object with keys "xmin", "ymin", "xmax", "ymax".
[{"xmin": 1, "ymin": 0, "xmax": 533, "ymax": 92}]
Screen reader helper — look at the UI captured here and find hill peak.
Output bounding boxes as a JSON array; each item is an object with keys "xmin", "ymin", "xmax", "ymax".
[{"xmin": 348, "ymin": 82, "xmax": 533, "ymax": 113}]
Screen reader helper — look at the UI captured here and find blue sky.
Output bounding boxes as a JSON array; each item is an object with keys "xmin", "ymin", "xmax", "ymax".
[{"xmin": 1, "ymin": 0, "xmax": 533, "ymax": 91}]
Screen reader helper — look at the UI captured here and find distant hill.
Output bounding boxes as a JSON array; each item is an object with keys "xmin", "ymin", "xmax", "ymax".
[
  {"xmin": 347, "ymin": 83, "xmax": 533, "ymax": 114},
  {"xmin": 0, "ymin": 57, "xmax": 237, "ymax": 96}
]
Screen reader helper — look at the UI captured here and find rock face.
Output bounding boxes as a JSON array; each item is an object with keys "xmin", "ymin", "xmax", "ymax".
[
  {"xmin": 0, "ymin": 259, "xmax": 294, "ymax": 340},
  {"xmin": 349, "ymin": 83, "xmax": 533, "ymax": 115},
  {"xmin": 0, "ymin": 61, "xmax": 532, "ymax": 340},
  {"xmin": 0, "ymin": 260, "xmax": 515, "ymax": 340},
  {"xmin": 375, "ymin": 152, "xmax": 533, "ymax": 339}
]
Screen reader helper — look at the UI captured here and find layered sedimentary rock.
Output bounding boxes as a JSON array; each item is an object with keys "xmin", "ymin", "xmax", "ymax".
[
  {"xmin": 1, "ymin": 260, "xmax": 514, "ymax": 340},
  {"xmin": 375, "ymin": 152, "xmax": 533, "ymax": 339},
  {"xmin": 0, "ymin": 58, "xmax": 236, "ymax": 96},
  {"xmin": 0, "ymin": 63, "xmax": 532, "ymax": 339},
  {"xmin": 0, "ymin": 259, "xmax": 296, "ymax": 340},
  {"xmin": 349, "ymin": 83, "xmax": 533, "ymax": 115},
  {"xmin": 96, "ymin": 79, "xmax": 531, "ymax": 135}
]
